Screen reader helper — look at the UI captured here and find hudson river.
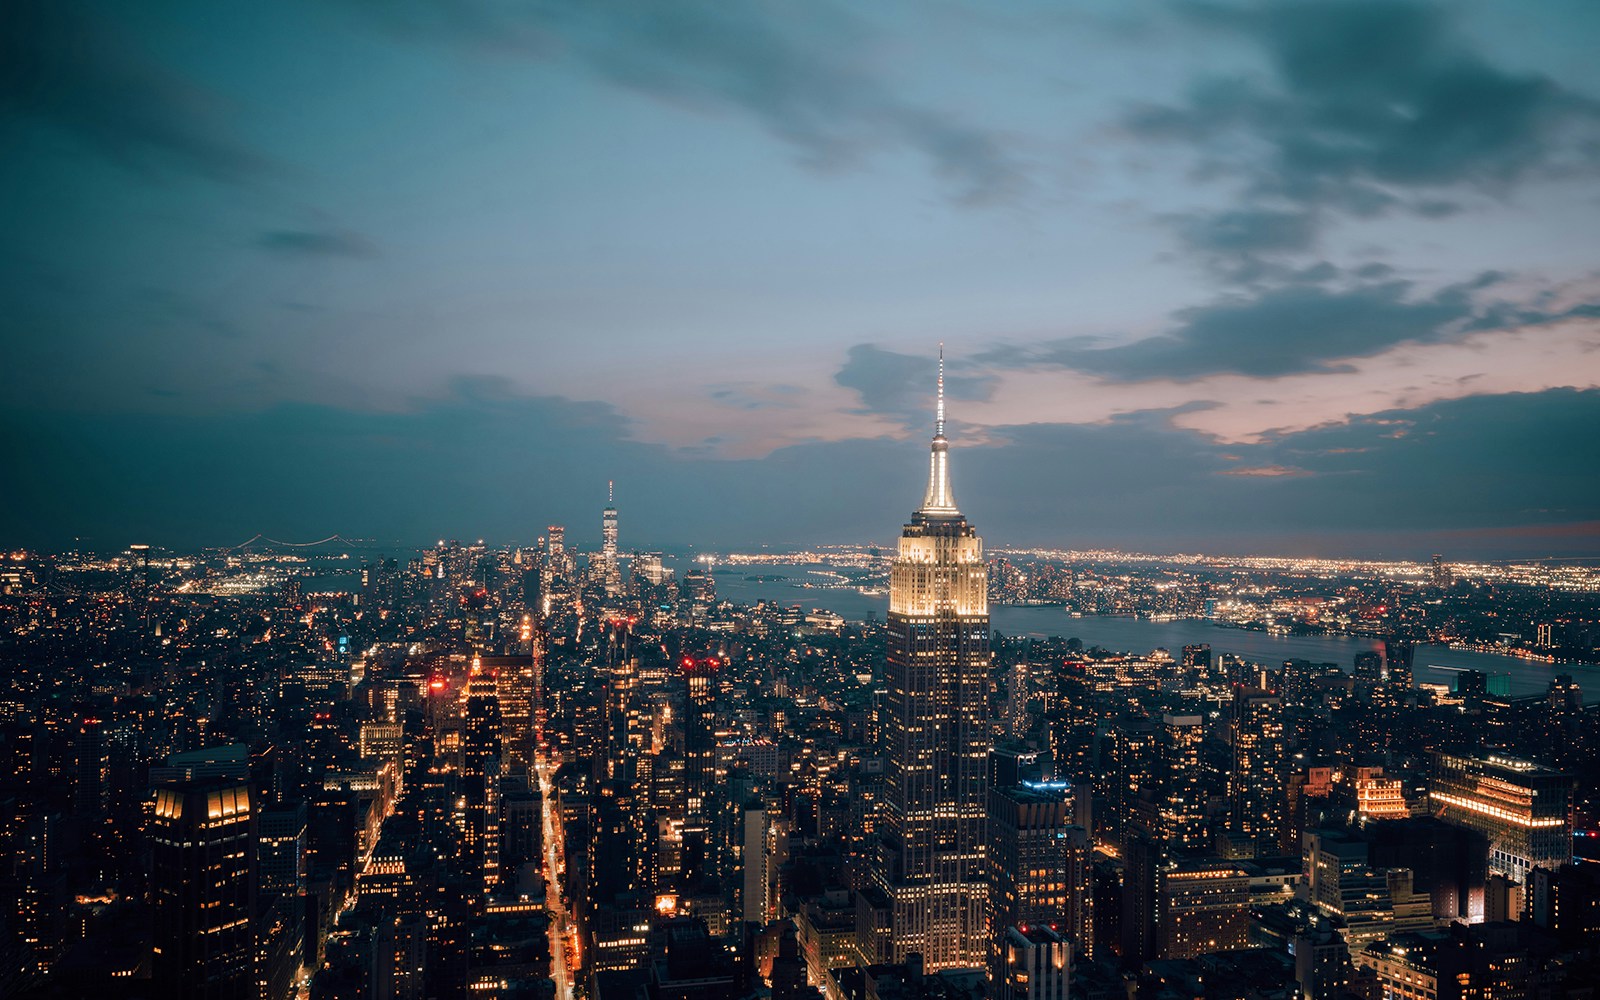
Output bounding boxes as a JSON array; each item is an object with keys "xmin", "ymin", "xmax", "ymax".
[{"xmin": 713, "ymin": 566, "xmax": 1600, "ymax": 701}]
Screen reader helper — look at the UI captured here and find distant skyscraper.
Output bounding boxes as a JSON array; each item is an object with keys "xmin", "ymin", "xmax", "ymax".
[
  {"xmin": 870, "ymin": 347, "xmax": 991, "ymax": 970},
  {"xmin": 150, "ymin": 777, "xmax": 257, "ymax": 999},
  {"xmin": 601, "ymin": 480, "xmax": 621, "ymax": 596}
]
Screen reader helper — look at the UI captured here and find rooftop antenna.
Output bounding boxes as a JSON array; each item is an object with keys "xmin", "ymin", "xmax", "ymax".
[
  {"xmin": 936, "ymin": 342, "xmax": 946, "ymax": 439},
  {"xmin": 608, "ymin": 479, "xmax": 614, "ymax": 505}
]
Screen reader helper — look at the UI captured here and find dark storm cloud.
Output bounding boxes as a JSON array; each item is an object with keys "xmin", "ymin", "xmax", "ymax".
[
  {"xmin": 1129, "ymin": 0, "xmax": 1600, "ymax": 274},
  {"xmin": 346, "ymin": 0, "xmax": 1024, "ymax": 203},
  {"xmin": 0, "ymin": 0, "xmax": 266, "ymax": 181},
  {"xmin": 961, "ymin": 388, "xmax": 1600, "ymax": 553},
  {"xmin": 4, "ymin": 383, "xmax": 1597, "ymax": 557},
  {"xmin": 257, "ymin": 229, "xmax": 379, "ymax": 259},
  {"xmin": 980, "ymin": 272, "xmax": 1508, "ymax": 381},
  {"xmin": 1248, "ymin": 387, "xmax": 1600, "ymax": 531},
  {"xmin": 834, "ymin": 345, "xmax": 997, "ymax": 425}
]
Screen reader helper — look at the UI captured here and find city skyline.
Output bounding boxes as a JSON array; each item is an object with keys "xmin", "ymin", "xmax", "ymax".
[{"xmin": 3, "ymin": 1, "xmax": 1600, "ymax": 558}]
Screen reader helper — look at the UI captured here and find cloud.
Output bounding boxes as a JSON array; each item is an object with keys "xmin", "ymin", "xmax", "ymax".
[
  {"xmin": 4, "ymin": 383, "xmax": 1597, "ymax": 557},
  {"xmin": 346, "ymin": 0, "xmax": 1025, "ymax": 203},
  {"xmin": 834, "ymin": 344, "xmax": 996, "ymax": 426},
  {"xmin": 1219, "ymin": 464, "xmax": 1309, "ymax": 477},
  {"xmin": 981, "ymin": 272, "xmax": 1501, "ymax": 381},
  {"xmin": 1168, "ymin": 206, "xmax": 1321, "ymax": 282},
  {"xmin": 257, "ymin": 229, "xmax": 378, "ymax": 259},
  {"xmin": 0, "ymin": 0, "xmax": 266, "ymax": 180},
  {"xmin": 1128, "ymin": 0, "xmax": 1600, "ymax": 274}
]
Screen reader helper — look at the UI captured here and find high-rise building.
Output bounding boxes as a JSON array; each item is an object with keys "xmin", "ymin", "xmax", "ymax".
[
  {"xmin": 463, "ymin": 660, "xmax": 504, "ymax": 897},
  {"xmin": 682, "ymin": 656, "xmax": 719, "ymax": 823},
  {"xmin": 482, "ymin": 654, "xmax": 535, "ymax": 782},
  {"xmin": 1429, "ymin": 750, "xmax": 1573, "ymax": 883},
  {"xmin": 601, "ymin": 480, "xmax": 621, "ymax": 596},
  {"xmin": 870, "ymin": 347, "xmax": 991, "ymax": 970},
  {"xmin": 988, "ymin": 781, "xmax": 1092, "ymax": 970},
  {"xmin": 1228, "ymin": 687, "xmax": 1286, "ymax": 855},
  {"xmin": 150, "ymin": 777, "xmax": 257, "ymax": 999},
  {"xmin": 1158, "ymin": 713, "xmax": 1209, "ymax": 852}
]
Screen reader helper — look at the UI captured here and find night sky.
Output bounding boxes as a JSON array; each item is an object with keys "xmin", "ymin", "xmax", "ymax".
[{"xmin": 3, "ymin": 0, "xmax": 1599, "ymax": 557}]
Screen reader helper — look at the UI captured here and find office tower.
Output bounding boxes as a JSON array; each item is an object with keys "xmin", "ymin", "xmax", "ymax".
[
  {"xmin": 996, "ymin": 924, "xmax": 1070, "ymax": 1000},
  {"xmin": 1228, "ymin": 687, "xmax": 1286, "ymax": 855},
  {"xmin": 1181, "ymin": 643, "xmax": 1212, "ymax": 675},
  {"xmin": 258, "ymin": 802, "xmax": 307, "ymax": 897},
  {"xmin": 1429, "ymin": 750, "xmax": 1573, "ymax": 883},
  {"xmin": 871, "ymin": 347, "xmax": 991, "ymax": 970},
  {"xmin": 1105, "ymin": 715, "xmax": 1159, "ymax": 849},
  {"xmin": 601, "ymin": 480, "xmax": 621, "ymax": 596},
  {"xmin": 73, "ymin": 715, "xmax": 109, "ymax": 816},
  {"xmin": 1383, "ymin": 640, "xmax": 1413, "ymax": 691},
  {"xmin": 1158, "ymin": 713, "xmax": 1209, "ymax": 852},
  {"xmin": 481, "ymin": 654, "xmax": 535, "ymax": 782},
  {"xmin": 1545, "ymin": 674, "xmax": 1583, "ymax": 768},
  {"xmin": 463, "ymin": 661, "xmax": 503, "ymax": 897},
  {"xmin": 1352, "ymin": 651, "xmax": 1384, "ymax": 701},
  {"xmin": 682, "ymin": 656, "xmax": 719, "ymax": 823},
  {"xmin": 1050, "ymin": 662, "xmax": 1099, "ymax": 783},
  {"xmin": 988, "ymin": 782, "xmax": 1092, "ymax": 970},
  {"xmin": 741, "ymin": 799, "xmax": 770, "ymax": 926},
  {"xmin": 150, "ymin": 777, "xmax": 257, "ymax": 999}
]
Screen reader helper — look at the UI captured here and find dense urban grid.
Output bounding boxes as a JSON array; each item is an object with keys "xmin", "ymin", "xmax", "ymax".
[{"xmin": 2, "ymin": 379, "xmax": 1599, "ymax": 1000}]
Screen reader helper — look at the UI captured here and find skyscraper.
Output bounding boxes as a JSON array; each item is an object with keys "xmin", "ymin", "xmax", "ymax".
[
  {"xmin": 150, "ymin": 777, "xmax": 257, "ymax": 999},
  {"xmin": 601, "ymin": 480, "xmax": 622, "ymax": 596},
  {"xmin": 463, "ymin": 660, "xmax": 503, "ymax": 897},
  {"xmin": 1227, "ymin": 687, "xmax": 1286, "ymax": 855},
  {"xmin": 871, "ymin": 347, "xmax": 991, "ymax": 970}
]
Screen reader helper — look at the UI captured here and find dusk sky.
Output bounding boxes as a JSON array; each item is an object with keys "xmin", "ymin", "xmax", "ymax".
[{"xmin": 4, "ymin": 0, "xmax": 1600, "ymax": 557}]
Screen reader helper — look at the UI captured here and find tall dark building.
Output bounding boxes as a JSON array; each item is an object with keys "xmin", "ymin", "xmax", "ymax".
[
  {"xmin": 1227, "ymin": 687, "xmax": 1286, "ymax": 855},
  {"xmin": 682, "ymin": 656, "xmax": 719, "ymax": 822},
  {"xmin": 871, "ymin": 348, "xmax": 991, "ymax": 970},
  {"xmin": 988, "ymin": 781, "xmax": 1092, "ymax": 971},
  {"xmin": 463, "ymin": 660, "xmax": 503, "ymax": 896},
  {"xmin": 150, "ymin": 778, "xmax": 257, "ymax": 999},
  {"xmin": 482, "ymin": 654, "xmax": 535, "ymax": 783}
]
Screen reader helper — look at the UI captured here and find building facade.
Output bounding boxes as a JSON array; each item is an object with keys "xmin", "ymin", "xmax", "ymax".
[{"xmin": 871, "ymin": 349, "xmax": 991, "ymax": 970}]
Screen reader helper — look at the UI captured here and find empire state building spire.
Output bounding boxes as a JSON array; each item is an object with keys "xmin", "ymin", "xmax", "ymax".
[{"xmin": 919, "ymin": 343, "xmax": 960, "ymax": 518}]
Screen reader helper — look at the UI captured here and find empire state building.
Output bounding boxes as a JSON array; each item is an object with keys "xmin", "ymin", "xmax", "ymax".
[{"xmin": 868, "ymin": 347, "xmax": 991, "ymax": 970}]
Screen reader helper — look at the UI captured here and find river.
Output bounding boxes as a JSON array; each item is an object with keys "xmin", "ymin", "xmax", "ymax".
[{"xmin": 712, "ymin": 566, "xmax": 1600, "ymax": 701}]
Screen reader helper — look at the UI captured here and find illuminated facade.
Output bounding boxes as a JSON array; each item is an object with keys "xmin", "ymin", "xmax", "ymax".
[
  {"xmin": 1429, "ymin": 750, "xmax": 1573, "ymax": 883},
  {"xmin": 873, "ymin": 347, "xmax": 991, "ymax": 970},
  {"xmin": 1352, "ymin": 766, "xmax": 1409, "ymax": 823}
]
